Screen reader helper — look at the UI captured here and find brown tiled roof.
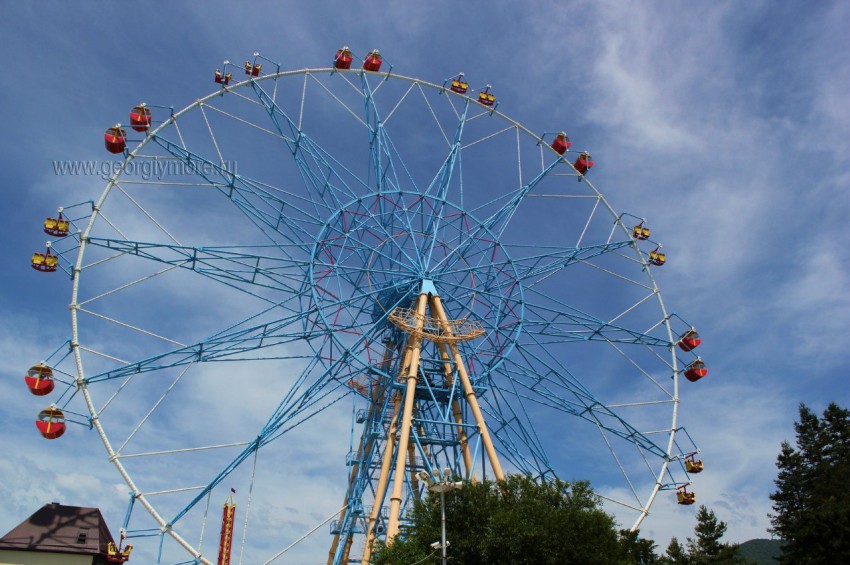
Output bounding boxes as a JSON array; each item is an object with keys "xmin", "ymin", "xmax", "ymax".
[{"xmin": 0, "ymin": 502, "xmax": 116, "ymax": 557}]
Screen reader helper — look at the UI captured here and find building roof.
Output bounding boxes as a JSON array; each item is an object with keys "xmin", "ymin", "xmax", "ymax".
[{"xmin": 0, "ymin": 502, "xmax": 116, "ymax": 557}]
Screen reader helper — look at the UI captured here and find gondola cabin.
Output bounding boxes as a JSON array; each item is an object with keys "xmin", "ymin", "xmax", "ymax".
[
  {"xmin": 36, "ymin": 407, "xmax": 65, "ymax": 439},
  {"xmin": 450, "ymin": 74, "xmax": 468, "ymax": 94},
  {"xmin": 44, "ymin": 213, "xmax": 70, "ymax": 237},
  {"xmin": 684, "ymin": 359, "xmax": 708, "ymax": 382},
  {"xmin": 347, "ymin": 376, "xmax": 369, "ymax": 397},
  {"xmin": 31, "ymin": 247, "xmax": 58, "ymax": 272},
  {"xmin": 215, "ymin": 70, "xmax": 232, "ymax": 85},
  {"xmin": 104, "ymin": 126, "xmax": 126, "ymax": 154},
  {"xmin": 129, "ymin": 104, "xmax": 152, "ymax": 132},
  {"xmin": 632, "ymin": 223, "xmax": 650, "ymax": 240},
  {"xmin": 478, "ymin": 88, "xmax": 496, "ymax": 106},
  {"xmin": 363, "ymin": 50, "xmax": 382, "ymax": 72},
  {"xmin": 244, "ymin": 61, "xmax": 262, "ymax": 76},
  {"xmin": 25, "ymin": 364, "xmax": 55, "ymax": 396},
  {"xmin": 107, "ymin": 535, "xmax": 133, "ymax": 563},
  {"xmin": 649, "ymin": 248, "xmax": 666, "ymax": 266},
  {"xmin": 678, "ymin": 329, "xmax": 702, "ymax": 351},
  {"xmin": 334, "ymin": 47, "xmax": 353, "ymax": 69},
  {"xmin": 574, "ymin": 152, "xmax": 594, "ymax": 175},
  {"xmin": 551, "ymin": 132, "xmax": 571, "ymax": 155},
  {"xmin": 686, "ymin": 455, "xmax": 704, "ymax": 474},
  {"xmin": 677, "ymin": 486, "xmax": 696, "ymax": 505}
]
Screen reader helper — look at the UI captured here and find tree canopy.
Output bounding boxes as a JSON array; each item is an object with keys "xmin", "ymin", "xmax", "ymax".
[
  {"xmin": 372, "ymin": 474, "xmax": 655, "ymax": 565},
  {"xmin": 769, "ymin": 402, "xmax": 850, "ymax": 564}
]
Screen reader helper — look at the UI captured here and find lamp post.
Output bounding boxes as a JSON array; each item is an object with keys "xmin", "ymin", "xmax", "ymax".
[{"xmin": 418, "ymin": 469, "xmax": 463, "ymax": 565}]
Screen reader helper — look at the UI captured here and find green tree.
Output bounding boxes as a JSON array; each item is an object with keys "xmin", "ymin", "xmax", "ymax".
[
  {"xmin": 618, "ymin": 529, "xmax": 658, "ymax": 564},
  {"xmin": 686, "ymin": 506, "xmax": 746, "ymax": 564},
  {"xmin": 659, "ymin": 506, "xmax": 747, "ymax": 565},
  {"xmin": 769, "ymin": 402, "xmax": 850, "ymax": 564},
  {"xmin": 373, "ymin": 474, "xmax": 648, "ymax": 565},
  {"xmin": 660, "ymin": 537, "xmax": 687, "ymax": 564}
]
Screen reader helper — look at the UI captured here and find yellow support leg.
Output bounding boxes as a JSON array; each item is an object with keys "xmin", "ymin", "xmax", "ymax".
[
  {"xmin": 430, "ymin": 295, "xmax": 505, "ymax": 481},
  {"xmin": 385, "ymin": 293, "xmax": 429, "ymax": 541},
  {"xmin": 436, "ymin": 341, "xmax": 474, "ymax": 480}
]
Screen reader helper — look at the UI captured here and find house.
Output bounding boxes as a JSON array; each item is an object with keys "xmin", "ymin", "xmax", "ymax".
[{"xmin": 0, "ymin": 502, "xmax": 123, "ymax": 565}]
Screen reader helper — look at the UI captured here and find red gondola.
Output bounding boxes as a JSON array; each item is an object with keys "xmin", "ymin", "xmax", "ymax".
[
  {"xmin": 478, "ymin": 87, "xmax": 496, "ymax": 107},
  {"xmin": 450, "ymin": 74, "xmax": 468, "ymax": 94},
  {"xmin": 677, "ymin": 485, "xmax": 696, "ymax": 505},
  {"xmin": 36, "ymin": 407, "xmax": 66, "ymax": 439},
  {"xmin": 574, "ymin": 151, "xmax": 594, "ymax": 175},
  {"xmin": 363, "ymin": 50, "xmax": 383, "ymax": 72},
  {"xmin": 31, "ymin": 246, "xmax": 58, "ymax": 272},
  {"xmin": 215, "ymin": 70, "xmax": 232, "ymax": 85},
  {"xmin": 648, "ymin": 247, "xmax": 666, "ymax": 266},
  {"xmin": 334, "ymin": 46, "xmax": 353, "ymax": 70},
  {"xmin": 104, "ymin": 126, "xmax": 127, "ymax": 154},
  {"xmin": 632, "ymin": 222, "xmax": 650, "ymax": 240},
  {"xmin": 678, "ymin": 328, "xmax": 702, "ymax": 351},
  {"xmin": 550, "ymin": 132, "xmax": 571, "ymax": 155},
  {"xmin": 244, "ymin": 61, "xmax": 262, "ymax": 77},
  {"xmin": 684, "ymin": 359, "xmax": 708, "ymax": 382},
  {"xmin": 25, "ymin": 364, "xmax": 55, "ymax": 396},
  {"xmin": 685, "ymin": 454, "xmax": 704, "ymax": 474},
  {"xmin": 44, "ymin": 212, "xmax": 70, "ymax": 237},
  {"xmin": 129, "ymin": 104, "xmax": 152, "ymax": 132}
]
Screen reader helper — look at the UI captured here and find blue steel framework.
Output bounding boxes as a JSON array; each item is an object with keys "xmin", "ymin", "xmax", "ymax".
[{"xmin": 33, "ymin": 54, "xmax": 703, "ymax": 564}]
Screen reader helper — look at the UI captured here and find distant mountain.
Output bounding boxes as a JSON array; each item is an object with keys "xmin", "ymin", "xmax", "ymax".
[{"xmin": 738, "ymin": 538, "xmax": 782, "ymax": 564}]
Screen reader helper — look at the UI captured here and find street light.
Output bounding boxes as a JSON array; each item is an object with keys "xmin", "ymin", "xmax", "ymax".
[{"xmin": 417, "ymin": 469, "xmax": 463, "ymax": 565}]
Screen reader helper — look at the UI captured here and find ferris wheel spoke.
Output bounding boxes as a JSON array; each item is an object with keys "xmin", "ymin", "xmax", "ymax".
[
  {"xmin": 496, "ymin": 341, "xmax": 668, "ymax": 458},
  {"xmin": 474, "ymin": 157, "xmax": 563, "ymax": 239},
  {"xmin": 151, "ymin": 135, "xmax": 325, "ymax": 249},
  {"xmin": 82, "ymin": 270, "xmax": 408, "ymax": 385},
  {"xmin": 251, "ymin": 81, "xmax": 368, "ymax": 212},
  {"xmin": 369, "ymin": 117, "xmax": 417, "ymax": 196},
  {"xmin": 364, "ymin": 130, "xmax": 426, "ymax": 261},
  {"xmin": 431, "ymin": 182, "xmax": 586, "ymax": 279},
  {"xmin": 84, "ymin": 237, "xmax": 311, "ymax": 298},
  {"xmin": 420, "ymin": 105, "xmax": 470, "ymax": 265},
  {"xmin": 354, "ymin": 77, "xmax": 474, "ymax": 256},
  {"xmin": 361, "ymin": 74, "xmax": 396, "ymax": 196},
  {"xmin": 520, "ymin": 291, "xmax": 671, "ymax": 348},
  {"xmin": 433, "ymin": 240, "xmax": 638, "ymax": 320},
  {"xmin": 479, "ymin": 381, "xmax": 554, "ymax": 477},
  {"xmin": 253, "ymin": 325, "xmax": 400, "ymax": 470},
  {"xmin": 169, "ymin": 346, "xmax": 357, "ymax": 527},
  {"xmin": 506, "ymin": 241, "xmax": 637, "ymax": 286},
  {"xmin": 84, "ymin": 310, "xmax": 333, "ymax": 384},
  {"xmin": 434, "ymin": 156, "xmax": 589, "ymax": 277}
]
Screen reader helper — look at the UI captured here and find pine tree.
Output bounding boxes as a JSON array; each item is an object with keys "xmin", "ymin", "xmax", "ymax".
[
  {"xmin": 659, "ymin": 507, "xmax": 747, "ymax": 564},
  {"xmin": 686, "ymin": 506, "xmax": 745, "ymax": 564},
  {"xmin": 769, "ymin": 403, "xmax": 850, "ymax": 564},
  {"xmin": 660, "ymin": 536, "xmax": 688, "ymax": 564}
]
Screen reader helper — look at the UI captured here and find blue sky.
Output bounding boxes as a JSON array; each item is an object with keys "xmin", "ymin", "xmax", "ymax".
[{"xmin": 1, "ymin": 1, "xmax": 849, "ymax": 562}]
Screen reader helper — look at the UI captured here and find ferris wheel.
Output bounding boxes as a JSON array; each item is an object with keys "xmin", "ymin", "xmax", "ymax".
[{"xmin": 26, "ymin": 48, "xmax": 707, "ymax": 564}]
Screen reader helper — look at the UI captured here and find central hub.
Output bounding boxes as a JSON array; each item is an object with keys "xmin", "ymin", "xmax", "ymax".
[{"xmin": 309, "ymin": 191, "xmax": 523, "ymax": 376}]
